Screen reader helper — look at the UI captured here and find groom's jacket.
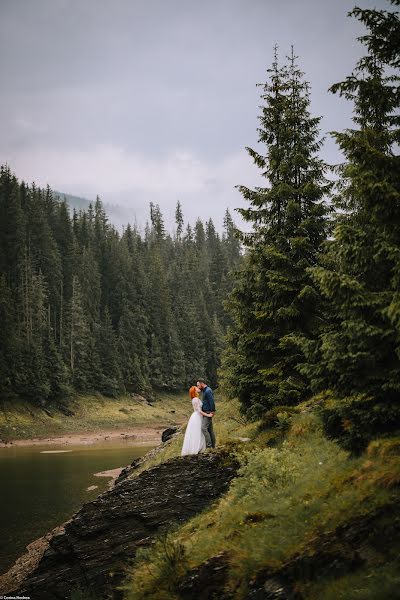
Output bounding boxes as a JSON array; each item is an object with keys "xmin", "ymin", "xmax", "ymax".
[{"xmin": 202, "ymin": 386, "xmax": 216, "ymax": 413}]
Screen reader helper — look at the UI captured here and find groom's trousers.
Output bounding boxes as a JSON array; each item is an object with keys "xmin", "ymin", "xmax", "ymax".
[{"xmin": 202, "ymin": 416, "xmax": 216, "ymax": 448}]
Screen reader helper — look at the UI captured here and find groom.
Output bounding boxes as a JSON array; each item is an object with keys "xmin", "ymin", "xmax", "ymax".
[{"xmin": 197, "ymin": 379, "xmax": 216, "ymax": 449}]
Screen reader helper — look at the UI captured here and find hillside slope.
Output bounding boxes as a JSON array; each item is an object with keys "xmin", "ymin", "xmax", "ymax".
[{"xmin": 3, "ymin": 399, "xmax": 399, "ymax": 600}]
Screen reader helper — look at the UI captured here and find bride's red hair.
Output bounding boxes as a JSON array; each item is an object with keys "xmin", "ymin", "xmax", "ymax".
[{"xmin": 189, "ymin": 386, "xmax": 198, "ymax": 399}]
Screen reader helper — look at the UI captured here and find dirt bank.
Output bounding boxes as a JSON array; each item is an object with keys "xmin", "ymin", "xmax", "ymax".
[{"xmin": 0, "ymin": 423, "xmax": 179, "ymax": 448}]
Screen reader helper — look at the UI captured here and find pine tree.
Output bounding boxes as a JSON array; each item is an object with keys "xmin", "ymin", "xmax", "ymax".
[
  {"xmin": 149, "ymin": 203, "xmax": 166, "ymax": 240},
  {"xmin": 78, "ymin": 245, "xmax": 101, "ymax": 326},
  {"xmin": 53, "ymin": 200, "xmax": 77, "ymax": 347},
  {"xmin": 15, "ymin": 268, "xmax": 51, "ymax": 404},
  {"xmin": 222, "ymin": 208, "xmax": 241, "ymax": 269},
  {"xmin": 27, "ymin": 185, "xmax": 62, "ymax": 327},
  {"xmin": 222, "ymin": 48, "xmax": 331, "ymax": 417},
  {"xmin": 67, "ymin": 275, "xmax": 93, "ymax": 392},
  {"xmin": 175, "ymin": 200, "xmax": 184, "ymax": 241},
  {"xmin": 0, "ymin": 275, "xmax": 17, "ymax": 399},
  {"xmin": 0, "ymin": 167, "xmax": 25, "ymax": 289},
  {"xmin": 96, "ymin": 307, "xmax": 122, "ymax": 396},
  {"xmin": 43, "ymin": 318, "xmax": 72, "ymax": 401},
  {"xmin": 118, "ymin": 302, "xmax": 149, "ymax": 393},
  {"xmin": 220, "ymin": 209, "xmax": 242, "ymax": 328},
  {"xmin": 304, "ymin": 0, "xmax": 400, "ymax": 450}
]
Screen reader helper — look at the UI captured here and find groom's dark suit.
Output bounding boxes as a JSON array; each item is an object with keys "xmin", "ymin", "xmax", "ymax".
[{"xmin": 201, "ymin": 386, "xmax": 216, "ymax": 448}]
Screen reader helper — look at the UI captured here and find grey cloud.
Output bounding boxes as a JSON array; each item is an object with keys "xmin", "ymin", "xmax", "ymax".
[{"xmin": 0, "ymin": 0, "xmax": 390, "ymax": 230}]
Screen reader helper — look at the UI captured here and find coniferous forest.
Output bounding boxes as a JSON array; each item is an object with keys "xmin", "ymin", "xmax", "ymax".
[
  {"xmin": 221, "ymin": 1, "xmax": 400, "ymax": 452},
  {"xmin": 0, "ymin": 1, "xmax": 398, "ymax": 456},
  {"xmin": 0, "ymin": 173, "xmax": 241, "ymax": 402}
]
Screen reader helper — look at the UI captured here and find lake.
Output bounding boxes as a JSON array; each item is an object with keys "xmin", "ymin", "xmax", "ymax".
[{"xmin": 0, "ymin": 439, "xmax": 155, "ymax": 575}]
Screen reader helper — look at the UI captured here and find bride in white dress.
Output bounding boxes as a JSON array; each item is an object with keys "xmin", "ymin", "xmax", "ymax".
[{"xmin": 181, "ymin": 386, "xmax": 209, "ymax": 456}]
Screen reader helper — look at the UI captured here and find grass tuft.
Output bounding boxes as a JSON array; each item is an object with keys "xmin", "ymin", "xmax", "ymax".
[
  {"xmin": 119, "ymin": 530, "xmax": 188, "ymax": 600},
  {"xmin": 367, "ymin": 437, "xmax": 400, "ymax": 458}
]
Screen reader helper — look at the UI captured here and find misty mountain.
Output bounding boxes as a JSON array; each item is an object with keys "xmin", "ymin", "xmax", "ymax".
[{"xmin": 54, "ymin": 191, "xmax": 137, "ymax": 232}]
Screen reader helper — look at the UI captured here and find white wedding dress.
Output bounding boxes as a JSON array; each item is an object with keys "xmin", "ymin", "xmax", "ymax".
[{"xmin": 181, "ymin": 398, "xmax": 206, "ymax": 456}]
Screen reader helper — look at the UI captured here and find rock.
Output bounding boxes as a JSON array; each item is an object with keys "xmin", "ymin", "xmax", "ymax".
[
  {"xmin": 57, "ymin": 404, "xmax": 75, "ymax": 417},
  {"xmin": 247, "ymin": 578, "xmax": 295, "ymax": 599},
  {"xmin": 178, "ymin": 552, "xmax": 231, "ymax": 600},
  {"xmin": 162, "ymin": 426, "xmax": 178, "ymax": 442},
  {"xmin": 130, "ymin": 393, "xmax": 148, "ymax": 403},
  {"xmin": 114, "ymin": 444, "xmax": 168, "ymax": 484},
  {"xmin": 114, "ymin": 457, "xmax": 143, "ymax": 484},
  {"xmin": 0, "ymin": 522, "xmax": 70, "ymax": 595},
  {"xmin": 246, "ymin": 503, "xmax": 400, "ymax": 600},
  {"xmin": 13, "ymin": 450, "xmax": 238, "ymax": 600}
]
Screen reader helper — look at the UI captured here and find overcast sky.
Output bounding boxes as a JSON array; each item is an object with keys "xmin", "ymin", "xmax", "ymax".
[{"xmin": 0, "ymin": 0, "xmax": 388, "ymax": 231}]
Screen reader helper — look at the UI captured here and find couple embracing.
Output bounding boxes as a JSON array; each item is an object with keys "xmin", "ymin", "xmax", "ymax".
[{"xmin": 181, "ymin": 379, "xmax": 216, "ymax": 456}]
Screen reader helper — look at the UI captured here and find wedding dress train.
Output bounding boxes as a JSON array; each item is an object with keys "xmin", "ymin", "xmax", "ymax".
[{"xmin": 181, "ymin": 397, "xmax": 206, "ymax": 456}]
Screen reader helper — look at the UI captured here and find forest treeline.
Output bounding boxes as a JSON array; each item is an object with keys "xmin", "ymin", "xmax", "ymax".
[
  {"xmin": 0, "ymin": 0, "xmax": 398, "ymax": 454},
  {"xmin": 0, "ymin": 172, "xmax": 241, "ymax": 402},
  {"xmin": 222, "ymin": 0, "xmax": 400, "ymax": 451}
]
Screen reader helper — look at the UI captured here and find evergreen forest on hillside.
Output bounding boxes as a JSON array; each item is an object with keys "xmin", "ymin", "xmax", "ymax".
[
  {"xmin": 0, "ymin": 174, "xmax": 241, "ymax": 402},
  {"xmin": 0, "ymin": 0, "xmax": 399, "ymax": 457},
  {"xmin": 221, "ymin": 1, "xmax": 400, "ymax": 452}
]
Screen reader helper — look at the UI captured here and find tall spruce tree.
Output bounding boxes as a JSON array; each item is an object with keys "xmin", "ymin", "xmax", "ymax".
[
  {"xmin": 221, "ymin": 48, "xmax": 331, "ymax": 418},
  {"xmin": 222, "ymin": 208, "xmax": 241, "ymax": 269},
  {"xmin": 15, "ymin": 268, "xmax": 51, "ymax": 404},
  {"xmin": 175, "ymin": 200, "xmax": 184, "ymax": 241},
  {"xmin": 67, "ymin": 275, "xmax": 93, "ymax": 392},
  {"xmin": 303, "ymin": 0, "xmax": 400, "ymax": 450},
  {"xmin": 0, "ymin": 275, "xmax": 17, "ymax": 399},
  {"xmin": 96, "ymin": 307, "xmax": 122, "ymax": 396}
]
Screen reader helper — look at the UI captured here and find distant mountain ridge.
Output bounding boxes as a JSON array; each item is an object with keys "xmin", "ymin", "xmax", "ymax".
[
  {"xmin": 54, "ymin": 191, "xmax": 136, "ymax": 231},
  {"xmin": 54, "ymin": 191, "xmax": 92, "ymax": 212}
]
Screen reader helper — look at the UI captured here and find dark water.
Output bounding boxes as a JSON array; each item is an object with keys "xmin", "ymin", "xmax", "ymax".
[{"xmin": 0, "ymin": 440, "xmax": 154, "ymax": 575}]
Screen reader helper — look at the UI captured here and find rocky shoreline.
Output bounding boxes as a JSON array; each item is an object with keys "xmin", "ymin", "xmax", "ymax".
[
  {"xmin": 0, "ymin": 521, "xmax": 71, "ymax": 595},
  {"xmin": 1, "ymin": 440, "xmax": 238, "ymax": 600}
]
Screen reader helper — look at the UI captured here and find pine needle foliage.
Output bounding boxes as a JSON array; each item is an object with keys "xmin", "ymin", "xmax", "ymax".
[
  {"xmin": 0, "ymin": 167, "xmax": 242, "ymax": 403},
  {"xmin": 221, "ymin": 48, "xmax": 331, "ymax": 418},
  {"xmin": 300, "ymin": 0, "xmax": 400, "ymax": 449}
]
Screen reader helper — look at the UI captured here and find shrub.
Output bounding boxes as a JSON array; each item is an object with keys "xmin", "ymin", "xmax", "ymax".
[
  {"xmin": 320, "ymin": 395, "xmax": 400, "ymax": 453},
  {"xmin": 367, "ymin": 437, "xmax": 400, "ymax": 459},
  {"xmin": 258, "ymin": 405, "xmax": 300, "ymax": 431},
  {"xmin": 120, "ymin": 531, "xmax": 189, "ymax": 600}
]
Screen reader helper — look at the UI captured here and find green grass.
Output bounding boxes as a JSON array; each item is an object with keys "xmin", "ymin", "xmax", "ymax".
[
  {"xmin": 126, "ymin": 396, "xmax": 258, "ymax": 478},
  {"xmin": 303, "ymin": 561, "xmax": 400, "ymax": 600},
  {"xmin": 7, "ymin": 391, "xmax": 397, "ymax": 600},
  {"xmin": 0, "ymin": 392, "xmax": 192, "ymax": 442},
  {"xmin": 120, "ymin": 405, "xmax": 400, "ymax": 600}
]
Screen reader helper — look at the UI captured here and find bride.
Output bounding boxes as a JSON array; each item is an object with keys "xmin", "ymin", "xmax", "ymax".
[{"xmin": 181, "ymin": 386, "xmax": 210, "ymax": 456}]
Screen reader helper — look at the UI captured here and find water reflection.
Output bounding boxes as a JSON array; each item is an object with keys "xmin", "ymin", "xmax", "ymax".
[{"xmin": 0, "ymin": 440, "xmax": 154, "ymax": 574}]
